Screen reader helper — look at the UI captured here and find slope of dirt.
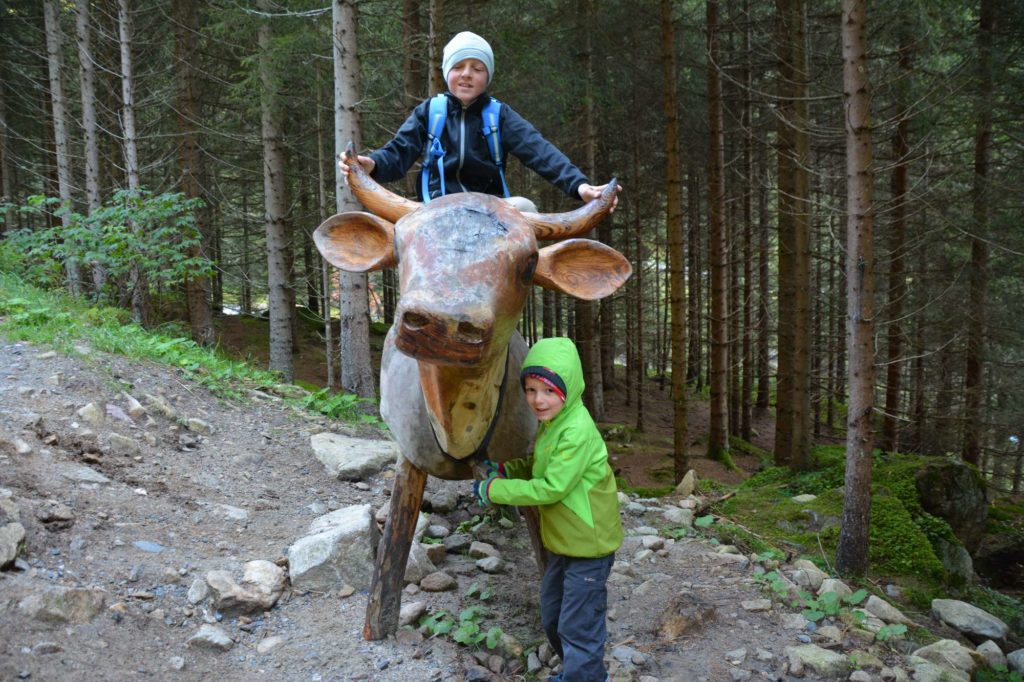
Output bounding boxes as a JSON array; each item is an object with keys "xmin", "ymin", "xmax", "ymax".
[{"xmin": 0, "ymin": 339, "xmax": 886, "ymax": 681}]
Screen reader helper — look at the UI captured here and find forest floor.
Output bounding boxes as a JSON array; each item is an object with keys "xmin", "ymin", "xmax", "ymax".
[{"xmin": 0, "ymin": 317, "xmax": 944, "ymax": 682}]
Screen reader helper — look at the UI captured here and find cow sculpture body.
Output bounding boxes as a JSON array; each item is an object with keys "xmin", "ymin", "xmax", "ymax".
[{"xmin": 315, "ymin": 145, "xmax": 630, "ymax": 640}]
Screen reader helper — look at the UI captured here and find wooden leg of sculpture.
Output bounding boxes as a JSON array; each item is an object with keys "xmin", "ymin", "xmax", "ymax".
[
  {"xmin": 363, "ymin": 455, "xmax": 427, "ymax": 640},
  {"xmin": 521, "ymin": 505, "xmax": 548, "ymax": 573}
]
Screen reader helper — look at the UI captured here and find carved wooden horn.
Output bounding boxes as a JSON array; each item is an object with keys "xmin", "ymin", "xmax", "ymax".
[
  {"xmin": 524, "ymin": 179, "xmax": 618, "ymax": 241},
  {"xmin": 342, "ymin": 142, "xmax": 421, "ymax": 223}
]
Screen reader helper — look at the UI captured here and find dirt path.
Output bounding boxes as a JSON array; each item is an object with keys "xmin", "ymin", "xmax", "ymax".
[{"xmin": 0, "ymin": 340, "xmax": 857, "ymax": 681}]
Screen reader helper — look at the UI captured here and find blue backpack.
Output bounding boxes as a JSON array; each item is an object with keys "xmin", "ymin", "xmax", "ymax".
[{"xmin": 421, "ymin": 94, "xmax": 510, "ymax": 203}]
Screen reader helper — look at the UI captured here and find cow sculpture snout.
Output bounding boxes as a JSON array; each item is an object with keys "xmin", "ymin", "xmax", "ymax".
[{"xmin": 394, "ymin": 295, "xmax": 494, "ymax": 365}]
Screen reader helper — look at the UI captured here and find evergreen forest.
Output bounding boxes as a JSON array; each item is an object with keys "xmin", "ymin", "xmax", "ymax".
[{"xmin": 1, "ymin": 0, "xmax": 1023, "ymax": 587}]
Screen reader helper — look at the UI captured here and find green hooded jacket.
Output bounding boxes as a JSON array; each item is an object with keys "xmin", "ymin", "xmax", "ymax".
[{"xmin": 487, "ymin": 338, "xmax": 623, "ymax": 558}]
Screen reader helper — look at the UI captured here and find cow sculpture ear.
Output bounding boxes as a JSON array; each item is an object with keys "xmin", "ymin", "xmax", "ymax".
[
  {"xmin": 313, "ymin": 211, "xmax": 396, "ymax": 272},
  {"xmin": 534, "ymin": 239, "xmax": 632, "ymax": 301}
]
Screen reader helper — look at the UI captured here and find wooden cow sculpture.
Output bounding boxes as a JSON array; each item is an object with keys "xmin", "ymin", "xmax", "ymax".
[{"xmin": 314, "ymin": 145, "xmax": 631, "ymax": 640}]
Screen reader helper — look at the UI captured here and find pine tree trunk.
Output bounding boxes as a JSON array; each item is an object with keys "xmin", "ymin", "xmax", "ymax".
[
  {"xmin": 334, "ymin": 0, "xmax": 376, "ymax": 400},
  {"xmin": 75, "ymin": 0, "xmax": 105, "ymax": 293},
  {"xmin": 773, "ymin": 0, "xmax": 812, "ymax": 470},
  {"xmin": 173, "ymin": 0, "xmax": 215, "ymax": 346},
  {"xmin": 402, "ymin": 0, "xmax": 423, "ymax": 108},
  {"xmin": 427, "ymin": 0, "xmax": 444, "ymax": 95},
  {"xmin": 259, "ymin": 0, "xmax": 294, "ymax": 381},
  {"xmin": 880, "ymin": 35, "xmax": 911, "ymax": 452},
  {"xmin": 687, "ymin": 166, "xmax": 702, "ymax": 387},
  {"xmin": 575, "ymin": 0, "xmax": 603, "ymax": 420},
  {"xmin": 0, "ymin": 74, "xmax": 14, "ymax": 236},
  {"xmin": 963, "ymin": 0, "xmax": 993, "ymax": 466},
  {"xmin": 741, "ymin": 20, "xmax": 753, "ymax": 439},
  {"xmin": 43, "ymin": 1, "xmax": 81, "ymax": 296},
  {"xmin": 706, "ymin": 0, "xmax": 730, "ymax": 462},
  {"xmin": 835, "ymin": 0, "xmax": 876, "ymax": 578},
  {"xmin": 663, "ymin": 0, "xmax": 688, "ymax": 482},
  {"xmin": 756, "ymin": 141, "xmax": 771, "ymax": 409},
  {"xmin": 316, "ymin": 65, "xmax": 334, "ymax": 392}
]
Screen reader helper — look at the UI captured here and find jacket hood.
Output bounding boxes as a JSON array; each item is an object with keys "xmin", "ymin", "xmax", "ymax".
[{"xmin": 521, "ymin": 338, "xmax": 585, "ymax": 420}]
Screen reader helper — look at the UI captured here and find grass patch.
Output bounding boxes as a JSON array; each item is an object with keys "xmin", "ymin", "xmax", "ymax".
[{"xmin": 0, "ymin": 274, "xmax": 378, "ymax": 426}]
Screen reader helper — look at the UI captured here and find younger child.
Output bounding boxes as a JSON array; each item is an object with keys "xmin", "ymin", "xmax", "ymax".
[
  {"xmin": 340, "ymin": 31, "xmax": 619, "ymax": 209},
  {"xmin": 473, "ymin": 337, "xmax": 622, "ymax": 682}
]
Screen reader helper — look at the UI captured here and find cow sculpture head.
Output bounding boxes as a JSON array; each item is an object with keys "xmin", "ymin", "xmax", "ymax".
[{"xmin": 314, "ymin": 145, "xmax": 630, "ymax": 471}]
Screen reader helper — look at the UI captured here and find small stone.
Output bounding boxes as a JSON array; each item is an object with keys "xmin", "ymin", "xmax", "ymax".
[
  {"xmin": 133, "ymin": 540, "xmax": 164, "ymax": 553},
  {"xmin": 725, "ymin": 648, "xmax": 747, "ymax": 664},
  {"xmin": 31, "ymin": 642, "xmax": 62, "ymax": 655},
  {"xmin": 168, "ymin": 656, "xmax": 185, "ymax": 671},
  {"xmin": 399, "ymin": 601, "xmax": 426, "ymax": 627},
  {"xmin": 469, "ymin": 541, "xmax": 499, "ymax": 559},
  {"xmin": 527, "ymin": 651, "xmax": 542, "ymax": 673},
  {"xmin": 257, "ymin": 636, "xmax": 284, "ymax": 654},
  {"xmin": 740, "ymin": 599, "xmax": 771, "ymax": 612},
  {"xmin": 419, "ymin": 571, "xmax": 457, "ymax": 592},
  {"xmin": 850, "ymin": 671, "xmax": 872, "ymax": 682},
  {"xmin": 186, "ymin": 418, "xmax": 213, "ymax": 435},
  {"xmin": 476, "ymin": 556, "xmax": 504, "ymax": 573},
  {"xmin": 187, "ymin": 624, "xmax": 234, "ymax": 651},
  {"xmin": 791, "ymin": 494, "xmax": 817, "ymax": 503},
  {"xmin": 337, "ymin": 584, "xmax": 356, "ymax": 598}
]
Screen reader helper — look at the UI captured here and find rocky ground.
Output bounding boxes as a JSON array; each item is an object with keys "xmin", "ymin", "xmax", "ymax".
[{"xmin": 1, "ymin": 339, "xmax": 1021, "ymax": 682}]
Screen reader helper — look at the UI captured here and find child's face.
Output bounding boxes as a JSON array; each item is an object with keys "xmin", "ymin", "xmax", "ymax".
[
  {"xmin": 446, "ymin": 58, "xmax": 488, "ymax": 105},
  {"xmin": 524, "ymin": 376, "xmax": 565, "ymax": 422}
]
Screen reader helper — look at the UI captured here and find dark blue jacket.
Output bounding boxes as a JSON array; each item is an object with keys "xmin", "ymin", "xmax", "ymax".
[{"xmin": 369, "ymin": 93, "xmax": 589, "ymax": 201}]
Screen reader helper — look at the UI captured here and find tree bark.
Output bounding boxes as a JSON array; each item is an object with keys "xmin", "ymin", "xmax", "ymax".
[
  {"xmin": 880, "ymin": 31, "xmax": 912, "ymax": 453},
  {"xmin": 756, "ymin": 140, "xmax": 771, "ymax": 410},
  {"xmin": 334, "ymin": 0, "xmax": 376, "ymax": 399},
  {"xmin": 427, "ymin": 0, "xmax": 444, "ymax": 95},
  {"xmin": 836, "ymin": 0, "xmax": 876, "ymax": 578},
  {"xmin": 43, "ymin": 1, "xmax": 81, "ymax": 296},
  {"xmin": 706, "ymin": 0, "xmax": 730, "ymax": 462},
  {"xmin": 663, "ymin": 0, "xmax": 688, "ymax": 482},
  {"xmin": 963, "ymin": 0, "xmax": 993, "ymax": 466},
  {"xmin": 173, "ymin": 0, "xmax": 215, "ymax": 346},
  {"xmin": 75, "ymin": 0, "xmax": 105, "ymax": 293},
  {"xmin": 575, "ymin": 0, "xmax": 603, "ymax": 420},
  {"xmin": 0, "ymin": 73, "xmax": 14, "ymax": 236},
  {"xmin": 259, "ymin": 0, "xmax": 294, "ymax": 381},
  {"xmin": 773, "ymin": 0, "xmax": 812, "ymax": 470},
  {"xmin": 686, "ymin": 165, "xmax": 702, "ymax": 388}
]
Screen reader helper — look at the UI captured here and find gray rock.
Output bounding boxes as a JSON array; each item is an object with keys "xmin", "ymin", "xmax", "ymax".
[
  {"xmin": 399, "ymin": 600, "xmax": 426, "ymax": 627},
  {"xmin": 642, "ymin": 535, "xmax": 666, "ymax": 551},
  {"xmin": 662, "ymin": 507, "xmax": 694, "ymax": 527},
  {"xmin": 14, "ymin": 438, "xmax": 32, "ymax": 455},
  {"xmin": 56, "ymin": 463, "xmax": 110, "ymax": 484},
  {"xmin": 880, "ymin": 666, "xmax": 909, "ymax": 682},
  {"xmin": 424, "ymin": 542, "xmax": 447, "ymax": 565},
  {"xmin": 443, "ymin": 533, "xmax": 472, "ymax": 553},
  {"xmin": 187, "ymin": 577, "xmax": 210, "ymax": 605},
  {"xmin": 469, "ymin": 541, "xmax": 500, "ymax": 559},
  {"xmin": 186, "ymin": 418, "xmax": 213, "ymax": 434},
  {"xmin": 144, "ymin": 394, "xmax": 176, "ymax": 419},
  {"xmin": 403, "ymin": 542, "xmax": 437, "ymax": 584},
  {"xmin": 740, "ymin": 599, "xmax": 771, "ymax": 612},
  {"xmin": 476, "ymin": 556, "xmax": 504, "ymax": 573},
  {"xmin": 791, "ymin": 494, "xmax": 817, "ymax": 503},
  {"xmin": 186, "ymin": 624, "xmax": 234, "ymax": 651},
  {"xmin": 728, "ymin": 669, "xmax": 751, "ymax": 681},
  {"xmin": 865, "ymin": 595, "xmax": 912, "ymax": 625},
  {"xmin": 976, "ymin": 640, "xmax": 1006, "ymax": 669},
  {"xmin": 632, "ymin": 526, "xmax": 660, "ymax": 536},
  {"xmin": 725, "ymin": 648, "xmax": 747, "ymax": 663},
  {"xmin": 288, "ymin": 504, "xmax": 379, "ymax": 592},
  {"xmin": 791, "ymin": 559, "xmax": 827, "ymax": 591},
  {"xmin": 205, "ymin": 560, "xmax": 285, "ymax": 615},
  {"xmin": 907, "ymin": 656, "xmax": 969, "ymax": 682},
  {"xmin": 122, "ymin": 392, "xmax": 146, "ymax": 418},
  {"xmin": 935, "ymin": 538, "xmax": 974, "ymax": 585},
  {"xmin": 1005, "ymin": 648, "xmax": 1024, "ymax": 673},
  {"xmin": 419, "ymin": 571, "xmax": 457, "ymax": 592},
  {"xmin": 674, "ymin": 469, "xmax": 697, "ymax": 497},
  {"xmin": 257, "ymin": 636, "xmax": 285, "ymax": 654},
  {"xmin": 849, "ymin": 671, "xmax": 872, "ymax": 682},
  {"xmin": 310, "ymin": 432, "xmax": 397, "ymax": 480},
  {"xmin": 31, "ymin": 641, "xmax": 62, "ymax": 655},
  {"xmin": 108, "ymin": 433, "xmax": 140, "ymax": 456},
  {"xmin": 18, "ymin": 585, "xmax": 107, "ymax": 624},
  {"xmin": 818, "ymin": 578, "xmax": 853, "ymax": 598},
  {"xmin": 611, "ymin": 645, "xmax": 650, "ymax": 666},
  {"xmin": 0, "ymin": 521, "xmax": 26, "ymax": 568},
  {"xmin": 526, "ymin": 651, "xmax": 542, "ymax": 674},
  {"xmin": 915, "ymin": 459, "xmax": 988, "ymax": 552},
  {"xmin": 931, "ymin": 599, "xmax": 1008, "ymax": 641},
  {"xmin": 214, "ymin": 504, "xmax": 249, "ymax": 522},
  {"xmin": 77, "ymin": 402, "xmax": 105, "ymax": 425},
  {"xmin": 425, "ymin": 524, "xmax": 450, "ymax": 539},
  {"xmin": 785, "ymin": 644, "xmax": 849, "ymax": 677},
  {"xmin": 168, "ymin": 656, "xmax": 185, "ymax": 671},
  {"xmin": 423, "ymin": 490, "xmax": 459, "ymax": 513},
  {"xmin": 911, "ymin": 640, "xmax": 980, "ymax": 674}
]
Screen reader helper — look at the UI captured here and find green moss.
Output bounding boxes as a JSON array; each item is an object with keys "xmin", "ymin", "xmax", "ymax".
[
  {"xmin": 370, "ymin": 321, "xmax": 390, "ymax": 336},
  {"xmin": 965, "ymin": 585, "xmax": 1024, "ymax": 634},
  {"xmin": 868, "ymin": 494, "xmax": 946, "ymax": 581},
  {"xmin": 728, "ymin": 436, "xmax": 771, "ymax": 461},
  {"xmin": 706, "ymin": 442, "xmax": 737, "ymax": 471}
]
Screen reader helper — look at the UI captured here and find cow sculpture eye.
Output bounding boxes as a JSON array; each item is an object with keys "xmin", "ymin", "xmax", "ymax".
[{"xmin": 520, "ymin": 254, "xmax": 538, "ymax": 286}]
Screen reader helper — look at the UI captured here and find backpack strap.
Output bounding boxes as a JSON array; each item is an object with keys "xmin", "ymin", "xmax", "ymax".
[
  {"xmin": 421, "ymin": 94, "xmax": 448, "ymax": 203},
  {"xmin": 481, "ymin": 97, "xmax": 510, "ymax": 198}
]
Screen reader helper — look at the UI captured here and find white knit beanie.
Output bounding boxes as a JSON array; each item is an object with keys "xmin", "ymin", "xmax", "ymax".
[{"xmin": 442, "ymin": 32, "xmax": 494, "ymax": 85}]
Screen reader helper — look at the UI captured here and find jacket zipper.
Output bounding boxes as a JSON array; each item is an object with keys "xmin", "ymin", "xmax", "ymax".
[{"xmin": 456, "ymin": 104, "xmax": 468, "ymax": 192}]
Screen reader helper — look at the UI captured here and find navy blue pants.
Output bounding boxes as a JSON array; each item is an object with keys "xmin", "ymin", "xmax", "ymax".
[{"xmin": 540, "ymin": 552, "xmax": 614, "ymax": 682}]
